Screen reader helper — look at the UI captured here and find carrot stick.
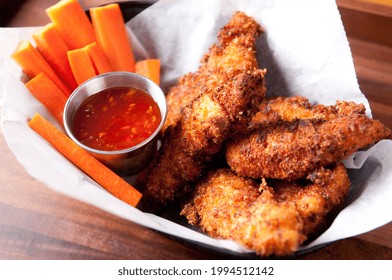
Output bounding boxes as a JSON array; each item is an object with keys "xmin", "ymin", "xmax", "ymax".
[
  {"xmin": 25, "ymin": 73, "xmax": 68, "ymax": 126},
  {"xmin": 84, "ymin": 42, "xmax": 113, "ymax": 74},
  {"xmin": 135, "ymin": 59, "xmax": 161, "ymax": 85},
  {"xmin": 90, "ymin": 4, "xmax": 135, "ymax": 72},
  {"xmin": 67, "ymin": 48, "xmax": 96, "ymax": 85},
  {"xmin": 28, "ymin": 113, "xmax": 143, "ymax": 207},
  {"xmin": 11, "ymin": 40, "xmax": 71, "ymax": 97},
  {"xmin": 46, "ymin": 0, "xmax": 95, "ymax": 50},
  {"xmin": 33, "ymin": 23, "xmax": 78, "ymax": 92}
]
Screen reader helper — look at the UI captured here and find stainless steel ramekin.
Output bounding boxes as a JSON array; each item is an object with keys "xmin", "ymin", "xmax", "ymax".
[{"xmin": 63, "ymin": 71, "xmax": 167, "ymax": 176}]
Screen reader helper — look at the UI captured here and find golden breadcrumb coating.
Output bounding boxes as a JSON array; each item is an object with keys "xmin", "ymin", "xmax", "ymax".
[
  {"xmin": 181, "ymin": 164, "xmax": 350, "ymax": 256},
  {"xmin": 162, "ymin": 72, "xmax": 202, "ymax": 136},
  {"xmin": 272, "ymin": 163, "xmax": 351, "ymax": 237},
  {"xmin": 142, "ymin": 11, "xmax": 266, "ymax": 210},
  {"xmin": 226, "ymin": 114, "xmax": 392, "ymax": 180},
  {"xmin": 162, "ymin": 11, "xmax": 266, "ymax": 136},
  {"xmin": 249, "ymin": 96, "xmax": 366, "ymax": 130},
  {"xmin": 181, "ymin": 169, "xmax": 306, "ymax": 257}
]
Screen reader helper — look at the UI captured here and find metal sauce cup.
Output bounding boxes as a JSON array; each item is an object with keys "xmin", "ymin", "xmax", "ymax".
[{"xmin": 63, "ymin": 72, "xmax": 167, "ymax": 176}]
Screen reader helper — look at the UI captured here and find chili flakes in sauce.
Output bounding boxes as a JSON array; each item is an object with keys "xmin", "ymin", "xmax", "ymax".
[{"xmin": 72, "ymin": 87, "xmax": 161, "ymax": 151}]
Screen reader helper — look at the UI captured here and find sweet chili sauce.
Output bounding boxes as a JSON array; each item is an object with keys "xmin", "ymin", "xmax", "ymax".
[{"xmin": 72, "ymin": 87, "xmax": 161, "ymax": 151}]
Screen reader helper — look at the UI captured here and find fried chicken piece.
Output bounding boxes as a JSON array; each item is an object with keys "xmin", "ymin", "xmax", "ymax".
[
  {"xmin": 226, "ymin": 114, "xmax": 392, "ymax": 180},
  {"xmin": 181, "ymin": 164, "xmax": 350, "ymax": 256},
  {"xmin": 144, "ymin": 125, "xmax": 204, "ymax": 201},
  {"xmin": 162, "ymin": 72, "xmax": 203, "ymax": 136},
  {"xmin": 271, "ymin": 163, "xmax": 351, "ymax": 238},
  {"xmin": 142, "ymin": 12, "xmax": 266, "ymax": 210},
  {"xmin": 162, "ymin": 11, "xmax": 265, "ymax": 136},
  {"xmin": 181, "ymin": 71, "xmax": 266, "ymax": 156},
  {"xmin": 334, "ymin": 100, "xmax": 367, "ymax": 117},
  {"xmin": 248, "ymin": 96, "xmax": 366, "ymax": 130},
  {"xmin": 181, "ymin": 169, "xmax": 306, "ymax": 257}
]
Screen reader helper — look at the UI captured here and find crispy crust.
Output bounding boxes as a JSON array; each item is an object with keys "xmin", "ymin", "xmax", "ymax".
[
  {"xmin": 142, "ymin": 12, "xmax": 266, "ymax": 210},
  {"xmin": 226, "ymin": 114, "xmax": 392, "ymax": 180},
  {"xmin": 162, "ymin": 11, "xmax": 264, "ymax": 136},
  {"xmin": 272, "ymin": 163, "xmax": 351, "ymax": 237},
  {"xmin": 181, "ymin": 169, "xmax": 306, "ymax": 257},
  {"xmin": 249, "ymin": 96, "xmax": 366, "ymax": 130},
  {"xmin": 181, "ymin": 164, "xmax": 350, "ymax": 256}
]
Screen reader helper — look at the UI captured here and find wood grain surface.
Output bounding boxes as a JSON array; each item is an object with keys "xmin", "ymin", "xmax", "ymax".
[{"xmin": 1, "ymin": 0, "xmax": 392, "ymax": 260}]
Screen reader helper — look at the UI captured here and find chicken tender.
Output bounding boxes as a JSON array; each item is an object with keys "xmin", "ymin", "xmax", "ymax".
[
  {"xmin": 271, "ymin": 163, "xmax": 351, "ymax": 238},
  {"xmin": 143, "ymin": 125, "xmax": 204, "ymax": 202},
  {"xmin": 181, "ymin": 164, "xmax": 350, "ymax": 256},
  {"xmin": 226, "ymin": 114, "xmax": 392, "ymax": 180},
  {"xmin": 181, "ymin": 169, "xmax": 306, "ymax": 257},
  {"xmin": 162, "ymin": 72, "xmax": 202, "ymax": 135},
  {"xmin": 162, "ymin": 11, "xmax": 265, "ymax": 136},
  {"xmin": 181, "ymin": 71, "xmax": 266, "ymax": 156},
  {"xmin": 248, "ymin": 96, "xmax": 366, "ymax": 130},
  {"xmin": 143, "ymin": 12, "xmax": 266, "ymax": 210}
]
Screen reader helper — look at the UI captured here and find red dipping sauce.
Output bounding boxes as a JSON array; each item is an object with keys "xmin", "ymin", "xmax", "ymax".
[{"xmin": 72, "ymin": 87, "xmax": 161, "ymax": 151}]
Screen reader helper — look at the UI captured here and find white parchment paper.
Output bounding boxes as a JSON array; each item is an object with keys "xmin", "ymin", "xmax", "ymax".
[{"xmin": 1, "ymin": 0, "xmax": 391, "ymax": 256}]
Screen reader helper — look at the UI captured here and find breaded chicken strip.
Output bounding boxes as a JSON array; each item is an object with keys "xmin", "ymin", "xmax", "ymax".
[
  {"xmin": 248, "ymin": 96, "xmax": 366, "ymax": 130},
  {"xmin": 181, "ymin": 169, "xmax": 306, "ymax": 257},
  {"xmin": 226, "ymin": 114, "xmax": 392, "ymax": 180},
  {"xmin": 181, "ymin": 71, "xmax": 266, "ymax": 156},
  {"xmin": 162, "ymin": 72, "xmax": 202, "ymax": 136},
  {"xmin": 142, "ymin": 12, "xmax": 266, "ymax": 210},
  {"xmin": 181, "ymin": 164, "xmax": 350, "ymax": 256},
  {"xmin": 162, "ymin": 11, "xmax": 265, "ymax": 136},
  {"xmin": 145, "ymin": 124, "xmax": 204, "ymax": 201},
  {"xmin": 271, "ymin": 163, "xmax": 351, "ymax": 238}
]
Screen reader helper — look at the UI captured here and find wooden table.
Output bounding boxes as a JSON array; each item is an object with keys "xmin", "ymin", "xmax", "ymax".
[{"xmin": 1, "ymin": 0, "xmax": 392, "ymax": 260}]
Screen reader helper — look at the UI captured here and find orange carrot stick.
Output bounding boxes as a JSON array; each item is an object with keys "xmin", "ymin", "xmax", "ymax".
[
  {"xmin": 11, "ymin": 40, "xmax": 71, "ymax": 97},
  {"xmin": 84, "ymin": 42, "xmax": 113, "ymax": 74},
  {"xmin": 33, "ymin": 23, "xmax": 78, "ymax": 92},
  {"xmin": 90, "ymin": 3, "xmax": 135, "ymax": 72},
  {"xmin": 25, "ymin": 73, "xmax": 68, "ymax": 126},
  {"xmin": 28, "ymin": 113, "xmax": 142, "ymax": 207},
  {"xmin": 135, "ymin": 59, "xmax": 161, "ymax": 85},
  {"xmin": 67, "ymin": 48, "xmax": 96, "ymax": 85},
  {"xmin": 46, "ymin": 0, "xmax": 95, "ymax": 50}
]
